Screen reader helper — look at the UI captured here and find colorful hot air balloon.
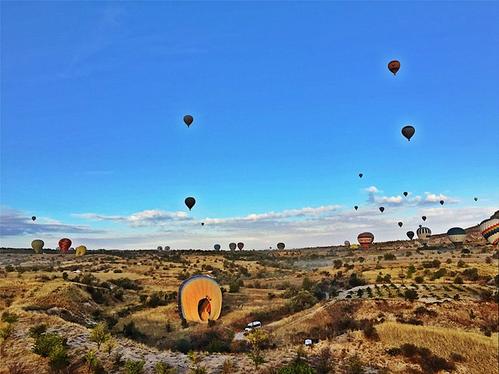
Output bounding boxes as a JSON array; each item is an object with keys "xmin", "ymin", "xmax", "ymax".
[
  {"xmin": 277, "ymin": 242, "xmax": 285, "ymax": 250},
  {"xmin": 401, "ymin": 125, "xmax": 415, "ymax": 141},
  {"xmin": 229, "ymin": 242, "xmax": 236, "ymax": 251},
  {"xmin": 354, "ymin": 206, "xmax": 359, "ymax": 211},
  {"xmin": 32, "ymin": 216, "xmax": 36, "ymax": 222},
  {"xmin": 398, "ymin": 222, "xmax": 403, "ymax": 228},
  {"xmin": 178, "ymin": 275, "xmax": 222, "ymax": 323},
  {"xmin": 479, "ymin": 218, "xmax": 499, "ymax": 246},
  {"xmin": 422, "ymin": 216, "xmax": 427, "ymax": 221},
  {"xmin": 344, "ymin": 240, "xmax": 351, "ymax": 248},
  {"xmin": 58, "ymin": 238, "xmax": 72, "ymax": 254},
  {"xmin": 183, "ymin": 115, "xmax": 194, "ymax": 127},
  {"xmin": 416, "ymin": 225, "xmax": 432, "ymax": 246},
  {"xmin": 185, "ymin": 197, "xmax": 196, "ymax": 210},
  {"xmin": 359, "ymin": 173, "xmax": 363, "ymax": 178},
  {"xmin": 31, "ymin": 239, "xmax": 44, "ymax": 254},
  {"xmin": 388, "ymin": 60, "xmax": 400, "ymax": 75},
  {"xmin": 357, "ymin": 232, "xmax": 374, "ymax": 249},
  {"xmin": 403, "ymin": 192, "xmax": 408, "ymax": 197},
  {"xmin": 75, "ymin": 245, "xmax": 87, "ymax": 256},
  {"xmin": 379, "ymin": 207, "xmax": 385, "ymax": 213},
  {"xmin": 440, "ymin": 200, "xmax": 445, "ymax": 206},
  {"xmin": 406, "ymin": 231, "xmax": 415, "ymax": 240},
  {"xmin": 447, "ymin": 227, "xmax": 466, "ymax": 248},
  {"xmin": 237, "ymin": 242, "xmax": 244, "ymax": 251},
  {"xmin": 214, "ymin": 244, "xmax": 221, "ymax": 251}
]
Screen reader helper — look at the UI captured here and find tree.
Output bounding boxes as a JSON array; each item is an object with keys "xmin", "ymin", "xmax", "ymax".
[
  {"xmin": 125, "ymin": 359, "xmax": 145, "ymax": 374},
  {"xmin": 404, "ymin": 289, "xmax": 419, "ymax": 301},
  {"xmin": 246, "ymin": 329, "xmax": 269, "ymax": 370},
  {"xmin": 314, "ymin": 347, "xmax": 334, "ymax": 374},
  {"xmin": 90, "ymin": 322, "xmax": 110, "ymax": 350}
]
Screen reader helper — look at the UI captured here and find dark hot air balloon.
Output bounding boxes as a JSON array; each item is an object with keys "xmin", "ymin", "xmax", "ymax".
[
  {"xmin": 237, "ymin": 242, "xmax": 244, "ymax": 250},
  {"xmin": 185, "ymin": 197, "xmax": 196, "ymax": 210},
  {"xmin": 440, "ymin": 200, "xmax": 444, "ymax": 206},
  {"xmin": 354, "ymin": 206, "xmax": 358, "ymax": 211},
  {"xmin": 403, "ymin": 192, "xmax": 408, "ymax": 197},
  {"xmin": 31, "ymin": 239, "xmax": 44, "ymax": 254},
  {"xmin": 229, "ymin": 242, "xmax": 236, "ymax": 251},
  {"xmin": 58, "ymin": 238, "xmax": 72, "ymax": 254},
  {"xmin": 406, "ymin": 231, "xmax": 415, "ymax": 240},
  {"xmin": 401, "ymin": 125, "xmax": 415, "ymax": 141},
  {"xmin": 447, "ymin": 227, "xmax": 466, "ymax": 248},
  {"xmin": 379, "ymin": 207, "xmax": 385, "ymax": 213},
  {"xmin": 214, "ymin": 244, "xmax": 221, "ymax": 251},
  {"xmin": 183, "ymin": 115, "xmax": 194, "ymax": 127},
  {"xmin": 344, "ymin": 240, "xmax": 350, "ymax": 248},
  {"xmin": 178, "ymin": 275, "xmax": 222, "ymax": 323},
  {"xmin": 32, "ymin": 216, "xmax": 36, "ymax": 222},
  {"xmin": 359, "ymin": 173, "xmax": 363, "ymax": 178},
  {"xmin": 357, "ymin": 232, "xmax": 374, "ymax": 249},
  {"xmin": 422, "ymin": 216, "xmax": 427, "ymax": 221},
  {"xmin": 201, "ymin": 222, "xmax": 205, "ymax": 226},
  {"xmin": 388, "ymin": 60, "xmax": 400, "ymax": 75},
  {"xmin": 474, "ymin": 197, "xmax": 478, "ymax": 202},
  {"xmin": 277, "ymin": 242, "xmax": 285, "ymax": 250},
  {"xmin": 398, "ymin": 222, "xmax": 403, "ymax": 227}
]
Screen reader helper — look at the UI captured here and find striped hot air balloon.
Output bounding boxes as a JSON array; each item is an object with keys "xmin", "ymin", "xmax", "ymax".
[
  {"xmin": 447, "ymin": 227, "xmax": 466, "ymax": 248},
  {"xmin": 416, "ymin": 226, "xmax": 432, "ymax": 246},
  {"xmin": 178, "ymin": 275, "xmax": 222, "ymax": 323},
  {"xmin": 479, "ymin": 218, "xmax": 499, "ymax": 246},
  {"xmin": 357, "ymin": 232, "xmax": 374, "ymax": 249}
]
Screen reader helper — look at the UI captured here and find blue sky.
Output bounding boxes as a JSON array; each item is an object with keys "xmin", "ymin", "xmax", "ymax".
[{"xmin": 1, "ymin": 2, "xmax": 498, "ymax": 249}]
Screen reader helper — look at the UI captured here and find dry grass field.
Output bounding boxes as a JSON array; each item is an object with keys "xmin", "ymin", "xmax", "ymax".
[{"xmin": 0, "ymin": 238, "xmax": 497, "ymax": 374}]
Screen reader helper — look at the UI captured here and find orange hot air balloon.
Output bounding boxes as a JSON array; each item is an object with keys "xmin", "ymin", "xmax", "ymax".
[
  {"xmin": 357, "ymin": 232, "xmax": 374, "ymax": 249},
  {"xmin": 388, "ymin": 60, "xmax": 400, "ymax": 75},
  {"xmin": 58, "ymin": 238, "xmax": 72, "ymax": 253},
  {"xmin": 178, "ymin": 275, "xmax": 222, "ymax": 323}
]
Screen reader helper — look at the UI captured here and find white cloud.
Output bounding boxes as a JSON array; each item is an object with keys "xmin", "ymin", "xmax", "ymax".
[{"xmin": 74, "ymin": 209, "xmax": 191, "ymax": 227}]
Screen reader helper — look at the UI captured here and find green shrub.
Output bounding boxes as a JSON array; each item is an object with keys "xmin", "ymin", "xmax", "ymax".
[
  {"xmin": 278, "ymin": 361, "xmax": 316, "ymax": 374},
  {"xmin": 28, "ymin": 323, "xmax": 47, "ymax": 338},
  {"xmin": 125, "ymin": 359, "xmax": 145, "ymax": 374},
  {"xmin": 32, "ymin": 333, "xmax": 65, "ymax": 357},
  {"xmin": 1, "ymin": 311, "xmax": 18, "ymax": 323},
  {"xmin": 48, "ymin": 343, "xmax": 69, "ymax": 371}
]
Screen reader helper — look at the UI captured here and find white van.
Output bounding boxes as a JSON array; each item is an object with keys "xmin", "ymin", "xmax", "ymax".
[{"xmin": 244, "ymin": 321, "xmax": 262, "ymax": 332}]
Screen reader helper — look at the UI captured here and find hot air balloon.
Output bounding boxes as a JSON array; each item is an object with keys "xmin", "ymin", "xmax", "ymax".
[
  {"xmin": 165, "ymin": 246, "xmax": 171, "ymax": 251},
  {"xmin": 406, "ymin": 231, "xmax": 415, "ymax": 240},
  {"xmin": 403, "ymin": 192, "xmax": 408, "ymax": 197},
  {"xmin": 201, "ymin": 222, "xmax": 205, "ymax": 226},
  {"xmin": 237, "ymin": 242, "xmax": 244, "ymax": 251},
  {"xmin": 178, "ymin": 275, "xmax": 222, "ymax": 323},
  {"xmin": 440, "ymin": 200, "xmax": 444, "ymax": 206},
  {"xmin": 229, "ymin": 242, "xmax": 236, "ymax": 251},
  {"xmin": 344, "ymin": 240, "xmax": 350, "ymax": 248},
  {"xmin": 214, "ymin": 244, "xmax": 221, "ymax": 251},
  {"xmin": 183, "ymin": 115, "xmax": 194, "ymax": 127},
  {"xmin": 185, "ymin": 197, "xmax": 196, "ymax": 210},
  {"xmin": 474, "ymin": 197, "xmax": 478, "ymax": 202},
  {"xmin": 31, "ymin": 239, "xmax": 44, "ymax": 254},
  {"xmin": 58, "ymin": 238, "xmax": 72, "ymax": 254},
  {"xmin": 75, "ymin": 245, "xmax": 87, "ymax": 256},
  {"xmin": 422, "ymin": 216, "xmax": 427, "ymax": 221},
  {"xmin": 32, "ymin": 216, "xmax": 36, "ymax": 222},
  {"xmin": 354, "ymin": 206, "xmax": 359, "ymax": 211},
  {"xmin": 359, "ymin": 173, "xmax": 363, "ymax": 178},
  {"xmin": 379, "ymin": 207, "xmax": 385, "ymax": 213},
  {"xmin": 479, "ymin": 218, "xmax": 499, "ymax": 246},
  {"xmin": 416, "ymin": 225, "xmax": 432, "ymax": 246},
  {"xmin": 388, "ymin": 60, "xmax": 400, "ymax": 75},
  {"xmin": 401, "ymin": 125, "xmax": 415, "ymax": 141},
  {"xmin": 398, "ymin": 222, "xmax": 403, "ymax": 228},
  {"xmin": 277, "ymin": 242, "xmax": 285, "ymax": 250},
  {"xmin": 357, "ymin": 232, "xmax": 374, "ymax": 249},
  {"xmin": 447, "ymin": 227, "xmax": 466, "ymax": 248}
]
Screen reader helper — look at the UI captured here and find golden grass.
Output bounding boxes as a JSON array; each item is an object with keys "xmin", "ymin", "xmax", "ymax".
[{"xmin": 377, "ymin": 321, "xmax": 499, "ymax": 374}]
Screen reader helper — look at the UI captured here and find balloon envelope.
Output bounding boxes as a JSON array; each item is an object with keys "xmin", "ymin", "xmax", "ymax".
[
  {"xmin": 183, "ymin": 115, "xmax": 194, "ymax": 127},
  {"xmin": 440, "ymin": 200, "xmax": 445, "ymax": 205},
  {"xmin": 479, "ymin": 218, "xmax": 499, "ymax": 246},
  {"xmin": 32, "ymin": 216, "xmax": 36, "ymax": 221},
  {"xmin": 388, "ymin": 60, "xmax": 401, "ymax": 75},
  {"xmin": 357, "ymin": 232, "xmax": 374, "ymax": 249},
  {"xmin": 31, "ymin": 239, "xmax": 44, "ymax": 253},
  {"xmin": 406, "ymin": 231, "xmax": 415, "ymax": 240},
  {"xmin": 214, "ymin": 244, "xmax": 221, "ymax": 251},
  {"xmin": 185, "ymin": 197, "xmax": 196, "ymax": 210},
  {"xmin": 237, "ymin": 242, "xmax": 244, "ymax": 250},
  {"xmin": 422, "ymin": 216, "xmax": 427, "ymax": 221},
  {"xmin": 403, "ymin": 192, "xmax": 408, "ymax": 197},
  {"xmin": 344, "ymin": 240, "xmax": 350, "ymax": 247},
  {"xmin": 75, "ymin": 245, "xmax": 87, "ymax": 256},
  {"xmin": 359, "ymin": 173, "xmax": 363, "ymax": 178},
  {"xmin": 379, "ymin": 207, "xmax": 385, "ymax": 213},
  {"xmin": 401, "ymin": 125, "xmax": 415, "ymax": 141},
  {"xmin": 58, "ymin": 238, "xmax": 72, "ymax": 253},
  {"xmin": 447, "ymin": 227, "xmax": 466, "ymax": 246},
  {"xmin": 417, "ymin": 226, "xmax": 432, "ymax": 244},
  {"xmin": 354, "ymin": 206, "xmax": 358, "ymax": 211},
  {"xmin": 277, "ymin": 242, "xmax": 285, "ymax": 250},
  {"xmin": 398, "ymin": 222, "xmax": 403, "ymax": 227},
  {"xmin": 229, "ymin": 242, "xmax": 237, "ymax": 251},
  {"xmin": 474, "ymin": 197, "xmax": 478, "ymax": 202},
  {"xmin": 178, "ymin": 275, "xmax": 222, "ymax": 323}
]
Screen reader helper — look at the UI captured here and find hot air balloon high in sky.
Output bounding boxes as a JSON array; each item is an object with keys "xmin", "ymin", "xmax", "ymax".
[
  {"xmin": 401, "ymin": 125, "xmax": 415, "ymax": 141},
  {"xmin": 58, "ymin": 238, "xmax": 72, "ymax": 254},
  {"xmin": 185, "ymin": 197, "xmax": 196, "ymax": 210},
  {"xmin": 31, "ymin": 216, "xmax": 36, "ymax": 222},
  {"xmin": 422, "ymin": 216, "xmax": 427, "ymax": 222},
  {"xmin": 387, "ymin": 60, "xmax": 400, "ymax": 75},
  {"xmin": 178, "ymin": 275, "xmax": 222, "ymax": 323},
  {"xmin": 183, "ymin": 115, "xmax": 194, "ymax": 127},
  {"xmin": 354, "ymin": 206, "xmax": 358, "ymax": 211},
  {"xmin": 398, "ymin": 222, "xmax": 403, "ymax": 228},
  {"xmin": 440, "ymin": 200, "xmax": 445, "ymax": 206},
  {"xmin": 379, "ymin": 207, "xmax": 385, "ymax": 213},
  {"xmin": 358, "ymin": 173, "xmax": 363, "ymax": 178},
  {"xmin": 406, "ymin": 231, "xmax": 415, "ymax": 240},
  {"xmin": 403, "ymin": 192, "xmax": 408, "ymax": 197}
]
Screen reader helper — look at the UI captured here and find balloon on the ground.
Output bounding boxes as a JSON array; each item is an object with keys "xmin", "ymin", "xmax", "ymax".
[
  {"xmin": 357, "ymin": 232, "xmax": 374, "ymax": 249},
  {"xmin": 277, "ymin": 242, "xmax": 285, "ymax": 250},
  {"xmin": 401, "ymin": 125, "xmax": 415, "ymax": 141},
  {"xmin": 447, "ymin": 227, "xmax": 466, "ymax": 247},
  {"xmin": 178, "ymin": 275, "xmax": 222, "ymax": 323},
  {"xmin": 388, "ymin": 60, "xmax": 401, "ymax": 75},
  {"xmin": 406, "ymin": 231, "xmax": 415, "ymax": 240},
  {"xmin": 75, "ymin": 245, "xmax": 87, "ymax": 256},
  {"xmin": 214, "ymin": 244, "xmax": 221, "ymax": 251},
  {"xmin": 237, "ymin": 242, "xmax": 244, "ymax": 250},
  {"xmin": 31, "ymin": 239, "xmax": 44, "ymax": 254},
  {"xmin": 379, "ymin": 207, "xmax": 385, "ymax": 213},
  {"xmin": 185, "ymin": 197, "xmax": 196, "ymax": 210},
  {"xmin": 344, "ymin": 241, "xmax": 350, "ymax": 248},
  {"xmin": 417, "ymin": 225, "xmax": 432, "ymax": 245},
  {"xmin": 183, "ymin": 115, "xmax": 194, "ymax": 127},
  {"xmin": 58, "ymin": 238, "xmax": 72, "ymax": 253},
  {"xmin": 229, "ymin": 242, "xmax": 236, "ymax": 251},
  {"xmin": 479, "ymin": 218, "xmax": 499, "ymax": 246}
]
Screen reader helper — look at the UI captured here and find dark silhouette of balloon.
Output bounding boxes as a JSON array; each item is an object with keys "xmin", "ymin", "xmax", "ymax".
[
  {"xmin": 183, "ymin": 115, "xmax": 194, "ymax": 127},
  {"xmin": 214, "ymin": 244, "xmax": 221, "ymax": 251},
  {"xmin": 58, "ymin": 238, "xmax": 72, "ymax": 253},
  {"xmin": 31, "ymin": 239, "xmax": 44, "ymax": 253},
  {"xmin": 178, "ymin": 275, "xmax": 222, "ymax": 323},
  {"xmin": 379, "ymin": 207, "xmax": 385, "ymax": 213},
  {"xmin": 354, "ymin": 206, "xmax": 358, "ymax": 211},
  {"xmin": 32, "ymin": 216, "xmax": 36, "ymax": 221},
  {"xmin": 229, "ymin": 242, "xmax": 236, "ymax": 251},
  {"xmin": 474, "ymin": 197, "xmax": 478, "ymax": 202},
  {"xmin": 401, "ymin": 125, "xmax": 415, "ymax": 141},
  {"xmin": 403, "ymin": 192, "xmax": 408, "ymax": 197},
  {"xmin": 237, "ymin": 242, "xmax": 244, "ymax": 250},
  {"xmin": 359, "ymin": 173, "xmax": 363, "ymax": 178},
  {"xmin": 201, "ymin": 222, "xmax": 205, "ymax": 226},
  {"xmin": 406, "ymin": 231, "xmax": 415, "ymax": 240},
  {"xmin": 422, "ymin": 216, "xmax": 427, "ymax": 221},
  {"xmin": 357, "ymin": 232, "xmax": 374, "ymax": 249},
  {"xmin": 440, "ymin": 200, "xmax": 444, "ymax": 206},
  {"xmin": 398, "ymin": 222, "xmax": 403, "ymax": 228},
  {"xmin": 185, "ymin": 197, "xmax": 196, "ymax": 210},
  {"xmin": 388, "ymin": 60, "xmax": 400, "ymax": 75},
  {"xmin": 447, "ymin": 227, "xmax": 466, "ymax": 248},
  {"xmin": 344, "ymin": 240, "xmax": 350, "ymax": 248},
  {"xmin": 277, "ymin": 242, "xmax": 285, "ymax": 250}
]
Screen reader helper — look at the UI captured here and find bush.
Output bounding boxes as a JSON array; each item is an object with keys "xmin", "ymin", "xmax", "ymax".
[
  {"xmin": 404, "ymin": 289, "xmax": 419, "ymax": 301},
  {"xmin": 48, "ymin": 343, "xmax": 69, "ymax": 371},
  {"xmin": 313, "ymin": 347, "xmax": 334, "ymax": 374},
  {"xmin": 288, "ymin": 290, "xmax": 318, "ymax": 313},
  {"xmin": 122, "ymin": 321, "xmax": 145, "ymax": 340},
  {"xmin": 395, "ymin": 344, "xmax": 455, "ymax": 373},
  {"xmin": 173, "ymin": 338, "xmax": 192, "ymax": 354},
  {"xmin": 384, "ymin": 253, "xmax": 396, "ymax": 261},
  {"xmin": 125, "ymin": 359, "xmax": 145, "ymax": 374},
  {"xmin": 28, "ymin": 323, "xmax": 47, "ymax": 338},
  {"xmin": 278, "ymin": 361, "xmax": 316, "ymax": 374},
  {"xmin": 90, "ymin": 322, "xmax": 110, "ymax": 350},
  {"xmin": 110, "ymin": 278, "xmax": 141, "ymax": 290},
  {"xmin": 229, "ymin": 281, "xmax": 240, "ymax": 293},
  {"xmin": 414, "ymin": 276, "xmax": 424, "ymax": 283},
  {"xmin": 32, "ymin": 333, "xmax": 66, "ymax": 357},
  {"xmin": 454, "ymin": 276, "xmax": 464, "ymax": 284},
  {"xmin": 155, "ymin": 361, "xmax": 176, "ymax": 374},
  {"xmin": 344, "ymin": 355, "xmax": 364, "ymax": 374},
  {"xmin": 1, "ymin": 311, "xmax": 18, "ymax": 323}
]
